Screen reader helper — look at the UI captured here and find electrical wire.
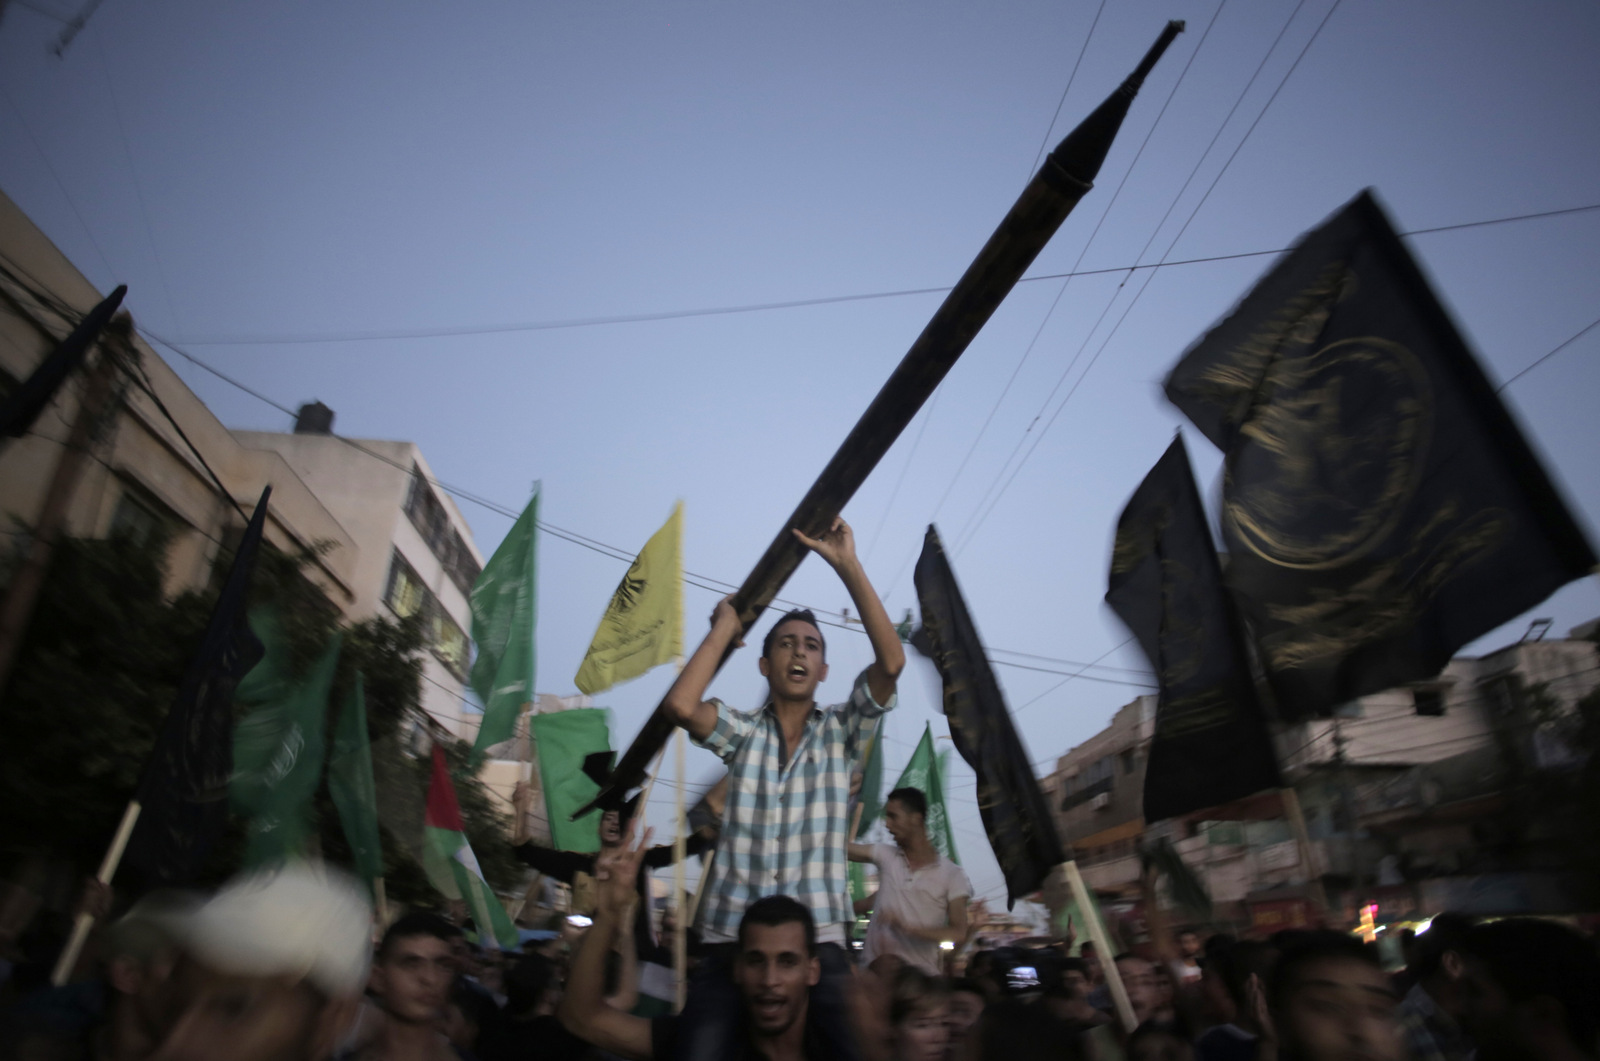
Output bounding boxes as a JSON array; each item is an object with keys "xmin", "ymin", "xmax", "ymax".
[
  {"xmin": 1025, "ymin": 0, "xmax": 1108, "ymax": 180},
  {"xmin": 1496, "ymin": 315, "xmax": 1600, "ymax": 393}
]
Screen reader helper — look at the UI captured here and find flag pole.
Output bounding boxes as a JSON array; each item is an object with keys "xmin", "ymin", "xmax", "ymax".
[
  {"xmin": 673, "ymin": 728, "xmax": 688, "ymax": 1013},
  {"xmin": 51, "ymin": 799, "xmax": 141, "ymax": 986},
  {"xmin": 1279, "ymin": 786, "xmax": 1329, "ymax": 915},
  {"xmin": 1060, "ymin": 860, "xmax": 1136, "ymax": 1033}
]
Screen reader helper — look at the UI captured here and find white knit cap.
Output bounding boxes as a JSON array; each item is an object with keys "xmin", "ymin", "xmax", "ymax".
[{"xmin": 172, "ymin": 862, "xmax": 373, "ymax": 998}]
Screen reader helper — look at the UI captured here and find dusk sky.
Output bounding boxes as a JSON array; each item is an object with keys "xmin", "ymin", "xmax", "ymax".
[{"xmin": 4, "ymin": 0, "xmax": 1597, "ymax": 911}]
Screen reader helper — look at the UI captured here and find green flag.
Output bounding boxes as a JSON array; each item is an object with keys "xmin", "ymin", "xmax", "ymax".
[
  {"xmin": 231, "ymin": 609, "xmax": 341, "ymax": 866},
  {"xmin": 470, "ymin": 488, "xmax": 539, "ymax": 761},
  {"xmin": 529, "ymin": 708, "xmax": 611, "ymax": 852},
  {"xmin": 849, "ymin": 861, "xmax": 873, "ymax": 907},
  {"xmin": 329, "ymin": 672, "xmax": 383, "ymax": 891},
  {"xmin": 855, "ymin": 719, "xmax": 886, "ymax": 836},
  {"xmin": 892, "ymin": 723, "xmax": 959, "ymax": 864}
]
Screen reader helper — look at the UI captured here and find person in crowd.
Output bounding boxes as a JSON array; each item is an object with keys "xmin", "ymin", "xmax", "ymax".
[
  {"xmin": 1150, "ymin": 962, "xmax": 1179, "ymax": 1027},
  {"xmin": 149, "ymin": 863, "xmax": 371, "ymax": 1061},
  {"xmin": 1127, "ymin": 1020, "xmax": 1198, "ymax": 1061},
  {"xmin": 888, "ymin": 967, "xmax": 948, "ymax": 1061},
  {"xmin": 849, "ymin": 787, "xmax": 971, "ymax": 976},
  {"xmin": 1194, "ymin": 940, "xmax": 1275, "ymax": 1061},
  {"xmin": 559, "ymin": 821, "xmax": 831, "ymax": 1060},
  {"xmin": 943, "ymin": 978, "xmax": 986, "ymax": 1061},
  {"xmin": 1392, "ymin": 913, "xmax": 1474, "ymax": 1061},
  {"xmin": 1042, "ymin": 957, "xmax": 1105, "ymax": 1033},
  {"xmin": 661, "ymin": 516, "xmax": 904, "ymax": 1061},
  {"xmin": 1173, "ymin": 932, "xmax": 1204, "ymax": 988},
  {"xmin": 352, "ymin": 911, "xmax": 465, "ymax": 1061},
  {"xmin": 1079, "ymin": 942, "xmax": 1110, "ymax": 1016},
  {"xmin": 475, "ymin": 951, "xmax": 587, "ymax": 1061},
  {"xmin": 1114, "ymin": 954, "xmax": 1161, "ymax": 1028},
  {"xmin": 1457, "ymin": 917, "xmax": 1600, "ymax": 1061},
  {"xmin": 1265, "ymin": 930, "xmax": 1405, "ymax": 1061},
  {"xmin": 964, "ymin": 997, "xmax": 1086, "ymax": 1061},
  {"xmin": 1195, "ymin": 936, "xmax": 1238, "ymax": 1033}
]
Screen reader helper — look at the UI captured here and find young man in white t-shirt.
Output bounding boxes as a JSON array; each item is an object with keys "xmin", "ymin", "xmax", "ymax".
[{"xmin": 848, "ymin": 786, "xmax": 971, "ymax": 975}]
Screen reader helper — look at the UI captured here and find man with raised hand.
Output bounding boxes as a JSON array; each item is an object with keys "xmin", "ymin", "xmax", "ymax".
[
  {"xmin": 560, "ymin": 823, "xmax": 828, "ymax": 1061},
  {"xmin": 663, "ymin": 516, "xmax": 904, "ymax": 1060},
  {"xmin": 848, "ymin": 786, "xmax": 971, "ymax": 976}
]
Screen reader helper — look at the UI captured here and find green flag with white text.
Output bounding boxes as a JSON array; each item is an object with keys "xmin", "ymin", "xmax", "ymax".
[
  {"xmin": 529, "ymin": 708, "xmax": 612, "ymax": 853},
  {"xmin": 892, "ymin": 723, "xmax": 958, "ymax": 864},
  {"xmin": 329, "ymin": 672, "xmax": 383, "ymax": 892},
  {"xmin": 470, "ymin": 488, "xmax": 539, "ymax": 761}
]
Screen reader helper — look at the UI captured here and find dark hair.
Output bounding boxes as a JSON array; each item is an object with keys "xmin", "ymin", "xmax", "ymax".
[
  {"xmin": 886, "ymin": 787, "xmax": 928, "ymax": 819},
  {"xmin": 1268, "ymin": 930, "xmax": 1379, "ymax": 1010},
  {"xmin": 1462, "ymin": 917, "xmax": 1600, "ymax": 1048},
  {"xmin": 379, "ymin": 910, "xmax": 461, "ymax": 960},
  {"xmin": 738, "ymin": 894, "xmax": 816, "ymax": 956},
  {"xmin": 504, "ymin": 952, "xmax": 556, "ymax": 1015},
  {"xmin": 1126, "ymin": 1020, "xmax": 1192, "ymax": 1054},
  {"xmin": 761, "ymin": 609, "xmax": 826, "ymax": 660},
  {"xmin": 1412, "ymin": 912, "xmax": 1473, "ymax": 980},
  {"xmin": 948, "ymin": 976, "xmax": 989, "ymax": 1000},
  {"xmin": 973, "ymin": 997, "xmax": 1087, "ymax": 1061},
  {"xmin": 890, "ymin": 966, "xmax": 950, "ymax": 1026},
  {"xmin": 1212, "ymin": 939, "xmax": 1278, "ymax": 1009},
  {"xmin": 1059, "ymin": 957, "xmax": 1089, "ymax": 978}
]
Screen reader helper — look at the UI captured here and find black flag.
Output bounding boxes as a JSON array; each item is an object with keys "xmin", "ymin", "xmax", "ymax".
[
  {"xmin": 124, "ymin": 486, "xmax": 271, "ymax": 884},
  {"xmin": 0, "ymin": 285, "xmax": 126, "ymax": 438},
  {"xmin": 1165, "ymin": 190, "xmax": 1597, "ymax": 719},
  {"xmin": 912, "ymin": 525, "xmax": 1064, "ymax": 907},
  {"xmin": 1106, "ymin": 436, "xmax": 1282, "ymax": 821}
]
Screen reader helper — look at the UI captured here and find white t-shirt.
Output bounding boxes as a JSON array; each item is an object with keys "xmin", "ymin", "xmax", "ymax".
[{"xmin": 861, "ymin": 842, "xmax": 972, "ymax": 974}]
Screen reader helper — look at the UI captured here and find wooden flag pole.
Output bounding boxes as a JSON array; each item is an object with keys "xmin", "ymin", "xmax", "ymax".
[
  {"xmin": 1061, "ymin": 860, "xmax": 1137, "ymax": 1034},
  {"xmin": 374, "ymin": 878, "xmax": 391, "ymax": 929},
  {"xmin": 51, "ymin": 799, "xmax": 141, "ymax": 986},
  {"xmin": 673, "ymin": 729, "xmax": 688, "ymax": 1013}
]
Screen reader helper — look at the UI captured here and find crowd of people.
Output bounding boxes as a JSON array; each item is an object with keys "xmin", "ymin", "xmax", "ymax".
[{"xmin": 2, "ymin": 519, "xmax": 1597, "ymax": 1059}]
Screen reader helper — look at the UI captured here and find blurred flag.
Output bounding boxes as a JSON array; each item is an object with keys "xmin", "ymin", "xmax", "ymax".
[
  {"xmin": 854, "ymin": 718, "xmax": 886, "ymax": 837},
  {"xmin": 230, "ymin": 614, "xmax": 341, "ymax": 866},
  {"xmin": 0, "ymin": 284, "xmax": 124, "ymax": 437},
  {"xmin": 575, "ymin": 502, "xmax": 684, "ymax": 695},
  {"xmin": 892, "ymin": 723, "xmax": 959, "ymax": 864},
  {"xmin": 1106, "ymin": 436, "xmax": 1282, "ymax": 821},
  {"xmin": 125, "ymin": 486, "xmax": 269, "ymax": 885},
  {"xmin": 1166, "ymin": 189, "xmax": 1598, "ymax": 719},
  {"xmin": 470, "ymin": 487, "xmax": 539, "ymax": 760},
  {"xmin": 424, "ymin": 745, "xmax": 519, "ymax": 949},
  {"xmin": 912, "ymin": 525, "xmax": 1064, "ymax": 906},
  {"xmin": 529, "ymin": 708, "xmax": 612, "ymax": 853},
  {"xmin": 329, "ymin": 672, "xmax": 383, "ymax": 894}
]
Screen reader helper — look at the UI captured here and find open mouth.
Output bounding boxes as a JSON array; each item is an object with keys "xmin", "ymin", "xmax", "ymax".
[
  {"xmin": 754, "ymin": 996, "xmax": 785, "ymax": 1020},
  {"xmin": 786, "ymin": 664, "xmax": 807, "ymax": 681}
]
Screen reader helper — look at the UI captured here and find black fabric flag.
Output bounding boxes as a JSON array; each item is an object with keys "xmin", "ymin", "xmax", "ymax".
[
  {"xmin": 125, "ymin": 486, "xmax": 270, "ymax": 885},
  {"xmin": 911, "ymin": 525, "xmax": 1065, "ymax": 907},
  {"xmin": 1165, "ymin": 190, "xmax": 1597, "ymax": 720},
  {"xmin": 0, "ymin": 285, "xmax": 126, "ymax": 438},
  {"xmin": 1106, "ymin": 436, "xmax": 1282, "ymax": 821}
]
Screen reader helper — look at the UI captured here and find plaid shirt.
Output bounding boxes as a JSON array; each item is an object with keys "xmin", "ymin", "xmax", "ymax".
[
  {"xmin": 1395, "ymin": 982, "xmax": 1472, "ymax": 1061},
  {"xmin": 694, "ymin": 667, "xmax": 893, "ymax": 943}
]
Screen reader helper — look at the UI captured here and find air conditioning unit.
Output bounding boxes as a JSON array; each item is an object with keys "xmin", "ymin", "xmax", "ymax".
[{"xmin": 1091, "ymin": 793, "xmax": 1111, "ymax": 811}]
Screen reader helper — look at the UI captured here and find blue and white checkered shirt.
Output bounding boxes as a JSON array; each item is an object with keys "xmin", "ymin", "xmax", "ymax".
[{"xmin": 693, "ymin": 667, "xmax": 893, "ymax": 944}]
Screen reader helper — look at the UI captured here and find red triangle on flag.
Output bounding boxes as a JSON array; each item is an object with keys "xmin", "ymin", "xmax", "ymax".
[{"xmin": 425, "ymin": 744, "xmax": 466, "ymax": 833}]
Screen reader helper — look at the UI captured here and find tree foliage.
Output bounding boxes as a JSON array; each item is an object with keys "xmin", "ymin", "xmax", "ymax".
[{"xmin": 0, "ymin": 532, "xmax": 519, "ymax": 903}]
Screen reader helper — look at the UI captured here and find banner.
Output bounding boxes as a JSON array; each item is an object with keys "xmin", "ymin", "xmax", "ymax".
[
  {"xmin": 892, "ymin": 723, "xmax": 959, "ymax": 863},
  {"xmin": 424, "ymin": 746, "xmax": 519, "ymax": 949},
  {"xmin": 576, "ymin": 502, "xmax": 683, "ymax": 695},
  {"xmin": 912, "ymin": 526, "xmax": 1064, "ymax": 906},
  {"xmin": 1106, "ymin": 436, "xmax": 1282, "ymax": 821},
  {"xmin": 529, "ymin": 708, "xmax": 612, "ymax": 853},
  {"xmin": 329, "ymin": 672, "xmax": 383, "ymax": 891},
  {"xmin": 855, "ymin": 716, "xmax": 886, "ymax": 837},
  {"xmin": 1165, "ymin": 189, "xmax": 1597, "ymax": 718},
  {"xmin": 470, "ymin": 488, "xmax": 539, "ymax": 759},
  {"xmin": 125, "ymin": 486, "xmax": 269, "ymax": 885}
]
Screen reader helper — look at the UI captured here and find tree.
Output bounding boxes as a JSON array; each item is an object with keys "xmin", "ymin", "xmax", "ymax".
[{"xmin": 0, "ymin": 530, "xmax": 518, "ymax": 903}]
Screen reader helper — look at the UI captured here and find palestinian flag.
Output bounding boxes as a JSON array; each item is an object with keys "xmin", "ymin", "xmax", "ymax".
[{"xmin": 424, "ymin": 746, "xmax": 520, "ymax": 949}]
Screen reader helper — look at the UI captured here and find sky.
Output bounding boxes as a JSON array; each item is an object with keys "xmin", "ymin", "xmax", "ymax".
[{"xmin": 3, "ymin": 0, "xmax": 1598, "ymax": 911}]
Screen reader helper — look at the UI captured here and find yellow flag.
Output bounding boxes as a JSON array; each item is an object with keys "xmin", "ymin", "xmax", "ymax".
[{"xmin": 574, "ymin": 502, "xmax": 683, "ymax": 695}]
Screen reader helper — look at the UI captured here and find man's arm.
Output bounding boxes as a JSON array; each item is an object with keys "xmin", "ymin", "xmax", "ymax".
[
  {"xmin": 847, "ymin": 842, "xmax": 875, "ymax": 863},
  {"xmin": 853, "ymin": 890, "xmax": 877, "ymax": 917},
  {"xmin": 662, "ymin": 596, "xmax": 744, "ymax": 741},
  {"xmin": 558, "ymin": 824, "xmax": 656, "ymax": 1060},
  {"xmin": 793, "ymin": 518, "xmax": 905, "ymax": 705}
]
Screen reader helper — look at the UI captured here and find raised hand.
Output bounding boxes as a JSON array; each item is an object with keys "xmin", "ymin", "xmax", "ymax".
[
  {"xmin": 793, "ymin": 517, "xmax": 858, "ymax": 570},
  {"xmin": 594, "ymin": 818, "xmax": 653, "ymax": 920}
]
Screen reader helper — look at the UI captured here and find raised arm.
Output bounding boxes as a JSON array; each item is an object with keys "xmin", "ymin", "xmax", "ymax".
[
  {"xmin": 662, "ymin": 596, "xmax": 744, "ymax": 741},
  {"xmin": 848, "ymin": 842, "xmax": 875, "ymax": 863},
  {"xmin": 792, "ymin": 518, "xmax": 905, "ymax": 705},
  {"xmin": 559, "ymin": 823, "xmax": 656, "ymax": 1059}
]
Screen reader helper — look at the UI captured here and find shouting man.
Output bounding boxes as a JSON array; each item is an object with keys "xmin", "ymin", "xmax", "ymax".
[{"xmin": 663, "ymin": 516, "xmax": 904, "ymax": 1060}]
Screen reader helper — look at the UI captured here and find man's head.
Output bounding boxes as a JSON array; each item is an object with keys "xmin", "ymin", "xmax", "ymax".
[
  {"xmin": 1458, "ymin": 917, "xmax": 1600, "ymax": 1060},
  {"xmin": 1177, "ymin": 929, "xmax": 1202, "ymax": 960},
  {"xmin": 1058, "ymin": 957, "xmax": 1090, "ymax": 1000},
  {"xmin": 759, "ymin": 610, "xmax": 829, "ymax": 702},
  {"xmin": 944, "ymin": 978, "xmax": 987, "ymax": 1059},
  {"xmin": 103, "ymin": 891, "xmax": 198, "ymax": 1040},
  {"xmin": 1268, "ymin": 931, "xmax": 1404, "ymax": 1061},
  {"xmin": 890, "ymin": 967, "xmax": 950, "ymax": 1061},
  {"xmin": 735, "ymin": 895, "xmax": 820, "ymax": 1039},
  {"xmin": 885, "ymin": 787, "xmax": 929, "ymax": 848},
  {"xmin": 1079, "ymin": 940, "xmax": 1102, "ymax": 982},
  {"xmin": 153, "ymin": 865, "xmax": 372, "ymax": 1061},
  {"xmin": 1213, "ymin": 939, "xmax": 1277, "ymax": 1015},
  {"xmin": 1114, "ymin": 954, "xmax": 1159, "ymax": 1024},
  {"xmin": 1408, "ymin": 913, "xmax": 1473, "ymax": 1013},
  {"xmin": 371, "ymin": 911, "xmax": 462, "ymax": 1025}
]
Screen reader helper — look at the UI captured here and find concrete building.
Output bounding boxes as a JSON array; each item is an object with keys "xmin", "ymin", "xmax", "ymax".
[{"xmin": 1041, "ymin": 621, "xmax": 1600, "ymax": 936}]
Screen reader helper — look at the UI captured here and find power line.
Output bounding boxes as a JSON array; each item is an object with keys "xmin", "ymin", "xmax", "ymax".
[
  {"xmin": 1496, "ymin": 315, "xmax": 1600, "ymax": 393},
  {"xmin": 1025, "ymin": 0, "xmax": 1107, "ymax": 179}
]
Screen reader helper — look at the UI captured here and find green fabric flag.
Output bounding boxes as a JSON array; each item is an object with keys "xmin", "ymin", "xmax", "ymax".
[
  {"xmin": 424, "ymin": 746, "xmax": 520, "ymax": 949},
  {"xmin": 470, "ymin": 488, "xmax": 539, "ymax": 761},
  {"xmin": 329, "ymin": 672, "xmax": 383, "ymax": 891},
  {"xmin": 855, "ymin": 719, "xmax": 886, "ymax": 836},
  {"xmin": 849, "ymin": 861, "xmax": 872, "ymax": 907},
  {"xmin": 529, "ymin": 708, "xmax": 611, "ymax": 852},
  {"xmin": 230, "ymin": 610, "xmax": 341, "ymax": 866},
  {"xmin": 892, "ymin": 723, "xmax": 959, "ymax": 864}
]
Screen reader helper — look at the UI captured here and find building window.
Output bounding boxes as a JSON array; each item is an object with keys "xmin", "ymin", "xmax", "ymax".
[
  {"xmin": 386, "ymin": 549, "xmax": 470, "ymax": 682},
  {"xmin": 385, "ymin": 551, "xmax": 427, "ymax": 619},
  {"xmin": 432, "ymin": 608, "xmax": 470, "ymax": 679},
  {"xmin": 404, "ymin": 466, "xmax": 482, "ymax": 597},
  {"xmin": 1412, "ymin": 687, "xmax": 1446, "ymax": 717},
  {"xmin": 109, "ymin": 487, "xmax": 168, "ymax": 550},
  {"xmin": 1120, "ymin": 749, "xmax": 1138, "ymax": 775}
]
